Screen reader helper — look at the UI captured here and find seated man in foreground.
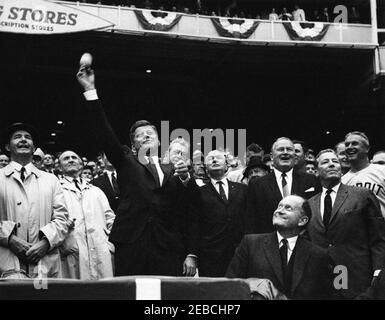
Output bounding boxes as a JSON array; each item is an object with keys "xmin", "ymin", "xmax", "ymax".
[{"xmin": 226, "ymin": 195, "xmax": 332, "ymax": 300}]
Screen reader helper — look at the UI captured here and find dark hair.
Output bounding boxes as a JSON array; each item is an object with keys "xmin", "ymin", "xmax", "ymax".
[
  {"xmin": 247, "ymin": 143, "xmax": 264, "ymax": 154},
  {"xmin": 293, "ymin": 140, "xmax": 308, "ymax": 154},
  {"xmin": 300, "ymin": 199, "xmax": 312, "ymax": 228},
  {"xmin": 129, "ymin": 120, "xmax": 158, "ymax": 145},
  {"xmin": 82, "ymin": 165, "xmax": 94, "ymax": 174}
]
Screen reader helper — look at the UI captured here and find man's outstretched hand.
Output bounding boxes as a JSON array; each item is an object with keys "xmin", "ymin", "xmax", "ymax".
[{"xmin": 76, "ymin": 64, "xmax": 95, "ymax": 92}]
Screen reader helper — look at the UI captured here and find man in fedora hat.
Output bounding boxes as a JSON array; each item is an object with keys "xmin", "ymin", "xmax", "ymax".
[{"xmin": 0, "ymin": 123, "xmax": 69, "ymax": 278}]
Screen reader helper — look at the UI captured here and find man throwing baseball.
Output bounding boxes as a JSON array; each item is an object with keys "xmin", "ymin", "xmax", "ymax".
[{"xmin": 76, "ymin": 54, "xmax": 199, "ymax": 277}]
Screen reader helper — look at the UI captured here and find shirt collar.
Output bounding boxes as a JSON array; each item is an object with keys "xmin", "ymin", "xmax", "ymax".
[
  {"xmin": 273, "ymin": 167, "xmax": 293, "ymax": 179},
  {"xmin": 8, "ymin": 161, "xmax": 40, "ymax": 178},
  {"xmin": 277, "ymin": 231, "xmax": 298, "ymax": 250},
  {"xmin": 322, "ymin": 182, "xmax": 341, "ymax": 195},
  {"xmin": 210, "ymin": 176, "xmax": 228, "ymax": 188}
]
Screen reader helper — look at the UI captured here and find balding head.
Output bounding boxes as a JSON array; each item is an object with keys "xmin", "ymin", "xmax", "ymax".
[{"xmin": 59, "ymin": 150, "xmax": 82, "ymax": 178}]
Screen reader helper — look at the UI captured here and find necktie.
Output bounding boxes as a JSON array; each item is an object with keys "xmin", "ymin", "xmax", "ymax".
[
  {"xmin": 111, "ymin": 172, "xmax": 120, "ymax": 196},
  {"xmin": 281, "ymin": 173, "xmax": 289, "ymax": 197},
  {"xmin": 74, "ymin": 178, "xmax": 82, "ymax": 192},
  {"xmin": 20, "ymin": 166, "xmax": 26, "ymax": 182},
  {"xmin": 148, "ymin": 157, "xmax": 160, "ymax": 187},
  {"xmin": 323, "ymin": 189, "xmax": 333, "ymax": 229},
  {"xmin": 217, "ymin": 181, "xmax": 228, "ymax": 203},
  {"xmin": 279, "ymin": 238, "xmax": 288, "ymax": 266}
]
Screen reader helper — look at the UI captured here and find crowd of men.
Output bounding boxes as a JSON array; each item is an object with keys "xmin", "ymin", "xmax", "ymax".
[
  {"xmin": 1, "ymin": 57, "xmax": 385, "ymax": 300},
  {"xmin": 66, "ymin": 0, "xmax": 365, "ymax": 24}
]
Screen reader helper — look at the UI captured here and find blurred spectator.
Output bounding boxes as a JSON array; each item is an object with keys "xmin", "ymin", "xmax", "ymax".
[
  {"xmin": 279, "ymin": 7, "xmax": 292, "ymax": 21},
  {"xmin": 92, "ymin": 152, "xmax": 120, "ymax": 212},
  {"xmin": 319, "ymin": 7, "xmax": 330, "ymax": 22},
  {"xmin": 312, "ymin": 9, "xmax": 321, "ymax": 22},
  {"xmin": 54, "ymin": 158, "xmax": 64, "ymax": 178},
  {"xmin": 87, "ymin": 160, "xmax": 97, "ymax": 177},
  {"xmin": 293, "ymin": 140, "xmax": 308, "ymax": 173},
  {"xmin": 292, "ymin": 4, "xmax": 306, "ymax": 21},
  {"xmin": 0, "ymin": 153, "xmax": 10, "ymax": 168},
  {"xmin": 227, "ymin": 143, "xmax": 264, "ymax": 184},
  {"xmin": 305, "ymin": 149, "xmax": 316, "ymax": 162},
  {"xmin": 349, "ymin": 6, "xmax": 361, "ymax": 24},
  {"xmin": 263, "ymin": 154, "xmax": 273, "ymax": 170},
  {"xmin": 243, "ymin": 156, "xmax": 270, "ymax": 184},
  {"xmin": 43, "ymin": 153, "xmax": 55, "ymax": 174},
  {"xmin": 269, "ymin": 8, "xmax": 279, "ymax": 21},
  {"xmin": 371, "ymin": 150, "xmax": 385, "ymax": 165},
  {"xmin": 305, "ymin": 160, "xmax": 317, "ymax": 176},
  {"xmin": 335, "ymin": 141, "xmax": 350, "ymax": 175},
  {"xmin": 81, "ymin": 165, "xmax": 94, "ymax": 182},
  {"xmin": 32, "ymin": 148, "xmax": 44, "ymax": 169}
]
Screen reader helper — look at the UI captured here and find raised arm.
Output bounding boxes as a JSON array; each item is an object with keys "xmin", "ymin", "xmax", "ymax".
[{"xmin": 76, "ymin": 60, "xmax": 127, "ymax": 169}]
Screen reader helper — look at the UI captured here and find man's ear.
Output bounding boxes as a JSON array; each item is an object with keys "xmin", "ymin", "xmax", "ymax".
[
  {"xmin": 5, "ymin": 144, "xmax": 10, "ymax": 152},
  {"xmin": 298, "ymin": 216, "xmax": 309, "ymax": 227}
]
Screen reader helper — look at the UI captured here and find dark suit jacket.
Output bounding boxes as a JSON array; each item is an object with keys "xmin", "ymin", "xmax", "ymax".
[
  {"xmin": 226, "ymin": 233, "xmax": 332, "ymax": 299},
  {"xmin": 197, "ymin": 180, "xmax": 249, "ymax": 277},
  {"xmin": 247, "ymin": 170, "xmax": 321, "ymax": 233},
  {"xmin": 85, "ymin": 99, "xmax": 199, "ymax": 257},
  {"xmin": 307, "ymin": 184, "xmax": 385, "ymax": 299},
  {"xmin": 92, "ymin": 173, "xmax": 119, "ymax": 212}
]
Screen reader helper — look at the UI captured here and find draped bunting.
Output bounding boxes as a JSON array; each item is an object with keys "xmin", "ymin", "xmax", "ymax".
[
  {"xmin": 211, "ymin": 17, "xmax": 260, "ymax": 39},
  {"xmin": 282, "ymin": 21, "xmax": 330, "ymax": 41},
  {"xmin": 134, "ymin": 9, "xmax": 182, "ymax": 31}
]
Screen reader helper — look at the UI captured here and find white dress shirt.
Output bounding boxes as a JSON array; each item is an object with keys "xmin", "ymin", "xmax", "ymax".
[
  {"xmin": 210, "ymin": 177, "xmax": 229, "ymax": 200},
  {"xmin": 145, "ymin": 156, "xmax": 164, "ymax": 187},
  {"xmin": 277, "ymin": 232, "xmax": 298, "ymax": 262},
  {"xmin": 320, "ymin": 183, "xmax": 340, "ymax": 219},
  {"xmin": 273, "ymin": 168, "xmax": 293, "ymax": 198}
]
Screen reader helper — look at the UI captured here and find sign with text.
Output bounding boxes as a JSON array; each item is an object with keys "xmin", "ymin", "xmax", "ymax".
[{"xmin": 0, "ymin": 0, "xmax": 114, "ymax": 34}]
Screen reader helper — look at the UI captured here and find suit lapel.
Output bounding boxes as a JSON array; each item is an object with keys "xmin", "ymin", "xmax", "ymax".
[
  {"xmin": 227, "ymin": 180, "xmax": 237, "ymax": 204},
  {"xmin": 310, "ymin": 193, "xmax": 325, "ymax": 232},
  {"xmin": 291, "ymin": 171, "xmax": 300, "ymax": 194},
  {"xmin": 207, "ymin": 181, "xmax": 228, "ymax": 205},
  {"xmin": 160, "ymin": 163, "xmax": 172, "ymax": 186},
  {"xmin": 263, "ymin": 233, "xmax": 284, "ymax": 287},
  {"xmin": 329, "ymin": 184, "xmax": 349, "ymax": 225},
  {"xmin": 290, "ymin": 237, "xmax": 311, "ymax": 295},
  {"xmin": 101, "ymin": 173, "xmax": 114, "ymax": 195},
  {"xmin": 267, "ymin": 172, "xmax": 283, "ymax": 202}
]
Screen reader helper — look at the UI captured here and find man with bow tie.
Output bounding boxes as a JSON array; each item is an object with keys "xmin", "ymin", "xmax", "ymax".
[
  {"xmin": 76, "ymin": 61, "xmax": 198, "ymax": 277},
  {"xmin": 58, "ymin": 150, "xmax": 115, "ymax": 280},
  {"xmin": 307, "ymin": 149, "xmax": 385, "ymax": 299}
]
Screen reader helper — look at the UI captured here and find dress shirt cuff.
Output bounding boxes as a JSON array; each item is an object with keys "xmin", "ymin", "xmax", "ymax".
[
  {"xmin": 83, "ymin": 89, "xmax": 98, "ymax": 101},
  {"xmin": 187, "ymin": 254, "xmax": 197, "ymax": 259},
  {"xmin": 374, "ymin": 269, "xmax": 381, "ymax": 277}
]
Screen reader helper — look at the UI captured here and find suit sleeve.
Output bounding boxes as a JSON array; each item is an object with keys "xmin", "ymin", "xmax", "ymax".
[
  {"xmin": 364, "ymin": 190, "xmax": 385, "ymax": 271},
  {"xmin": 183, "ymin": 178, "xmax": 201, "ymax": 257},
  {"xmin": 85, "ymin": 99, "xmax": 127, "ymax": 170},
  {"xmin": 226, "ymin": 235, "xmax": 250, "ymax": 278}
]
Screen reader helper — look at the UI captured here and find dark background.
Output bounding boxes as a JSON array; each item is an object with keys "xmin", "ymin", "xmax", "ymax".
[{"xmin": 0, "ymin": 29, "xmax": 384, "ymax": 158}]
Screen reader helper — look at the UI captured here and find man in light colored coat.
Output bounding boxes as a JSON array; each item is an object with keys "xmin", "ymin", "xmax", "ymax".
[
  {"xmin": 0, "ymin": 123, "xmax": 69, "ymax": 278},
  {"xmin": 59, "ymin": 150, "xmax": 115, "ymax": 280}
]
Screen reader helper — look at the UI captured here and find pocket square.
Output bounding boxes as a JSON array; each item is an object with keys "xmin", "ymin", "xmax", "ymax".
[{"xmin": 305, "ymin": 187, "xmax": 315, "ymax": 192}]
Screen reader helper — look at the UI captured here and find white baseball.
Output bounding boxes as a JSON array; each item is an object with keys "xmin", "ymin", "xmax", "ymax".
[{"xmin": 80, "ymin": 53, "xmax": 93, "ymax": 66}]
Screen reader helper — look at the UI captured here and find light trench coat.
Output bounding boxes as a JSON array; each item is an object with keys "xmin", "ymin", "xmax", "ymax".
[
  {"xmin": 59, "ymin": 177, "xmax": 115, "ymax": 280},
  {"xmin": 0, "ymin": 164, "xmax": 69, "ymax": 278}
]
